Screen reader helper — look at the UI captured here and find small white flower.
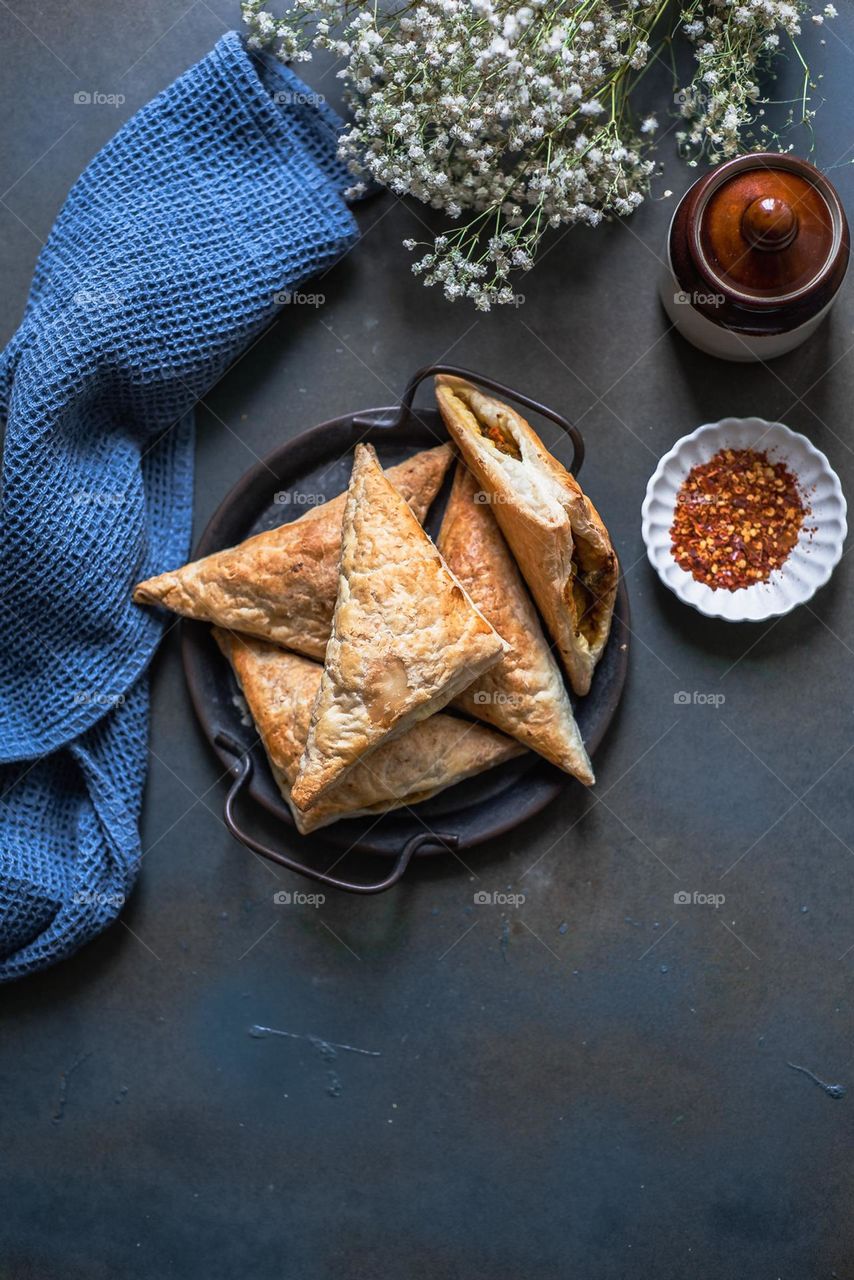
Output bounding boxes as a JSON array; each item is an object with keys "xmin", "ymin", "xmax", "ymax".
[{"xmin": 242, "ymin": 0, "xmax": 829, "ymax": 309}]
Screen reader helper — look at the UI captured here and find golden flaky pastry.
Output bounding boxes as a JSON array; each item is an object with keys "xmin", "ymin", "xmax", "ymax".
[
  {"xmin": 214, "ymin": 629, "xmax": 524, "ymax": 833},
  {"xmin": 290, "ymin": 443, "xmax": 507, "ymax": 813},
  {"xmin": 435, "ymin": 376, "xmax": 617, "ymax": 696},
  {"xmin": 437, "ymin": 463, "xmax": 594, "ymax": 785},
  {"xmin": 133, "ymin": 445, "xmax": 453, "ymax": 660}
]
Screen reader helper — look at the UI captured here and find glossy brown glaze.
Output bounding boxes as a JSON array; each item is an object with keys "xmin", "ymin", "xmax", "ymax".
[
  {"xmin": 669, "ymin": 153, "xmax": 849, "ymax": 333},
  {"xmin": 702, "ymin": 169, "xmax": 828, "ymax": 297},
  {"xmin": 741, "ymin": 196, "xmax": 798, "ymax": 252}
]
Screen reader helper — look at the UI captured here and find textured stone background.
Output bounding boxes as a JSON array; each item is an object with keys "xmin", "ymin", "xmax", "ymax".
[{"xmin": 2, "ymin": 3, "xmax": 854, "ymax": 1276}]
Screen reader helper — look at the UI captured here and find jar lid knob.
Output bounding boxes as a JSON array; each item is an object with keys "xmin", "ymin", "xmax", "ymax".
[{"xmin": 742, "ymin": 196, "xmax": 799, "ymax": 251}]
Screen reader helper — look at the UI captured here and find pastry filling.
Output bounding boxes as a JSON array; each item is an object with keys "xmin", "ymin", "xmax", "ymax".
[
  {"xmin": 569, "ymin": 551, "xmax": 610, "ymax": 646},
  {"xmin": 477, "ymin": 418, "xmax": 522, "ymax": 460}
]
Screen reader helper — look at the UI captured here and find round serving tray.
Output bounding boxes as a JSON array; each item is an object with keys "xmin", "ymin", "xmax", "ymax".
[{"xmin": 182, "ymin": 364, "xmax": 630, "ymax": 892}]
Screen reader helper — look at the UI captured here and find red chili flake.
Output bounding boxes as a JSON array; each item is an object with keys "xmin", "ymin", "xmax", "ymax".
[{"xmin": 670, "ymin": 448, "xmax": 808, "ymax": 591}]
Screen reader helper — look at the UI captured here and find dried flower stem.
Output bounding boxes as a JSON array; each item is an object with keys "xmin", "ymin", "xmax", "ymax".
[{"xmin": 244, "ymin": 0, "xmax": 832, "ymax": 307}]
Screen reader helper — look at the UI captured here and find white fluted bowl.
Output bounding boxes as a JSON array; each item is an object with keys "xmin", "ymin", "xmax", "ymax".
[{"xmin": 641, "ymin": 418, "xmax": 847, "ymax": 622}]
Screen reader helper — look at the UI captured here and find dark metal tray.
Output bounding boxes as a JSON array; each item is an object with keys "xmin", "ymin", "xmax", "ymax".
[{"xmin": 182, "ymin": 364, "xmax": 630, "ymax": 892}]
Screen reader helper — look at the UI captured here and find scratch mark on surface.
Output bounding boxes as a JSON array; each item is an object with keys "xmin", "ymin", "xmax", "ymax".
[
  {"xmin": 52, "ymin": 1052, "xmax": 93, "ymax": 1123},
  {"xmin": 248, "ymin": 1025, "xmax": 381, "ymax": 1057},
  {"xmin": 787, "ymin": 1061, "xmax": 846, "ymax": 1099},
  {"xmin": 499, "ymin": 918, "xmax": 510, "ymax": 962}
]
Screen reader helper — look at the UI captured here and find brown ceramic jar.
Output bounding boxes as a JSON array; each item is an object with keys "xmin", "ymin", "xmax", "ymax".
[{"xmin": 660, "ymin": 152, "xmax": 849, "ymax": 361}]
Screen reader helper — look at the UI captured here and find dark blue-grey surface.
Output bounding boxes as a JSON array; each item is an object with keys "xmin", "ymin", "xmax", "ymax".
[{"xmin": 2, "ymin": 3, "xmax": 854, "ymax": 1277}]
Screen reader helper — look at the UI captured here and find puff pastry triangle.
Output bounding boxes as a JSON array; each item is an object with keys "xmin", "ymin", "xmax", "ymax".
[
  {"xmin": 290, "ymin": 443, "xmax": 507, "ymax": 812},
  {"xmin": 435, "ymin": 376, "xmax": 617, "ymax": 696},
  {"xmin": 437, "ymin": 463, "xmax": 594, "ymax": 785},
  {"xmin": 133, "ymin": 445, "xmax": 453, "ymax": 660},
  {"xmin": 214, "ymin": 629, "xmax": 524, "ymax": 833}
]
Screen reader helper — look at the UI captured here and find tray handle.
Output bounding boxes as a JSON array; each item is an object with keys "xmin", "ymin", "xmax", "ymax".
[
  {"xmin": 384, "ymin": 363, "xmax": 585, "ymax": 477},
  {"xmin": 215, "ymin": 732, "xmax": 458, "ymax": 895}
]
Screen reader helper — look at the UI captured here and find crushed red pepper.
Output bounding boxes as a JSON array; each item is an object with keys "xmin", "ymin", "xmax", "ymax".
[{"xmin": 670, "ymin": 448, "xmax": 808, "ymax": 590}]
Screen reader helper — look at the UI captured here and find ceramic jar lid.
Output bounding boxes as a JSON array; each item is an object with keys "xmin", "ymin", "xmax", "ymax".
[{"xmin": 669, "ymin": 153, "xmax": 849, "ymax": 333}]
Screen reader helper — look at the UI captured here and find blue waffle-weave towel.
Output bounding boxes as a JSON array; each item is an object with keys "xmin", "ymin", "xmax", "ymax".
[{"xmin": 0, "ymin": 32, "xmax": 357, "ymax": 981}]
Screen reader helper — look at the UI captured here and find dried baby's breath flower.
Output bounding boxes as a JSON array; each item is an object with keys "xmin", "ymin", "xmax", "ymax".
[
  {"xmin": 243, "ymin": 0, "xmax": 829, "ymax": 308},
  {"xmin": 676, "ymin": 0, "xmax": 825, "ymax": 164}
]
